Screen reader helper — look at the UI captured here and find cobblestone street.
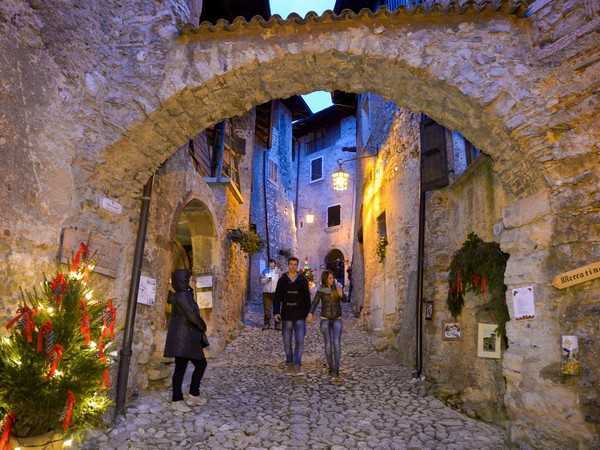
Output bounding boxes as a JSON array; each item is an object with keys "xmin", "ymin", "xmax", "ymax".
[{"xmin": 83, "ymin": 303, "xmax": 507, "ymax": 449}]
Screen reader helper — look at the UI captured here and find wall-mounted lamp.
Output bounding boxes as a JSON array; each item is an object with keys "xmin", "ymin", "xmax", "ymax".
[
  {"xmin": 305, "ymin": 213, "xmax": 315, "ymax": 224},
  {"xmin": 332, "ymin": 153, "xmax": 377, "ymax": 192}
]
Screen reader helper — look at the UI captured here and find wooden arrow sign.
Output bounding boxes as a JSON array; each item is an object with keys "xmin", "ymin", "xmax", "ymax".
[{"xmin": 552, "ymin": 261, "xmax": 600, "ymax": 289}]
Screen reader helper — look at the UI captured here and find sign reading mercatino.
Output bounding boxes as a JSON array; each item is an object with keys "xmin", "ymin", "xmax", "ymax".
[{"xmin": 552, "ymin": 261, "xmax": 600, "ymax": 289}]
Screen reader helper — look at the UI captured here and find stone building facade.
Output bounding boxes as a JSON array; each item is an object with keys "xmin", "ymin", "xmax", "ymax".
[
  {"xmin": 0, "ymin": 0, "xmax": 598, "ymax": 447},
  {"xmin": 120, "ymin": 113, "xmax": 256, "ymax": 391},
  {"xmin": 294, "ymin": 110, "xmax": 357, "ymax": 285},
  {"xmin": 249, "ymin": 100, "xmax": 301, "ymax": 304}
]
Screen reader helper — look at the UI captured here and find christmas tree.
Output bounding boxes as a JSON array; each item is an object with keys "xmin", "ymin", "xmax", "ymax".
[{"xmin": 0, "ymin": 243, "xmax": 116, "ymax": 446}]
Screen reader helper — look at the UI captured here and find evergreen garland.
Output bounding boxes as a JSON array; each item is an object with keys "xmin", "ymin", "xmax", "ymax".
[
  {"xmin": 446, "ymin": 233, "xmax": 510, "ymax": 337},
  {"xmin": 376, "ymin": 236, "xmax": 389, "ymax": 263},
  {"xmin": 227, "ymin": 228, "xmax": 265, "ymax": 254},
  {"xmin": 0, "ymin": 243, "xmax": 115, "ymax": 441}
]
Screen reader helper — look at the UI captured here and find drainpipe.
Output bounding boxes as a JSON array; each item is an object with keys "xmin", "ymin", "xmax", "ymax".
[
  {"xmin": 114, "ymin": 175, "xmax": 154, "ymax": 419},
  {"xmin": 415, "ymin": 188, "xmax": 426, "ymax": 378},
  {"xmin": 262, "ymin": 148, "xmax": 271, "ymax": 261},
  {"xmin": 294, "ymin": 139, "xmax": 301, "ymax": 228}
]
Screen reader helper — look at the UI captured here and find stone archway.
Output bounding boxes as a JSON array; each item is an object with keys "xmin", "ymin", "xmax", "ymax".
[
  {"xmin": 1, "ymin": 2, "xmax": 597, "ymax": 447},
  {"xmin": 172, "ymin": 198, "xmax": 217, "ymax": 331},
  {"xmin": 325, "ymin": 248, "xmax": 346, "ymax": 286}
]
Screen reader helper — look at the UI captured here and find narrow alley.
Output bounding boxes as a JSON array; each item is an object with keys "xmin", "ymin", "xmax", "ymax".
[{"xmin": 83, "ymin": 303, "xmax": 506, "ymax": 449}]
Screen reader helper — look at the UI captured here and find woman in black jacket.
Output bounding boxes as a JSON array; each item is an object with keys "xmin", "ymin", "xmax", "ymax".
[
  {"xmin": 164, "ymin": 269, "xmax": 209, "ymax": 406},
  {"xmin": 308, "ymin": 270, "xmax": 343, "ymax": 376}
]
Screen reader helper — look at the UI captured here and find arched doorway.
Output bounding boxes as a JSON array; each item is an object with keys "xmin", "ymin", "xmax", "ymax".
[
  {"xmin": 172, "ymin": 199, "xmax": 217, "ymax": 332},
  {"xmin": 325, "ymin": 249, "xmax": 345, "ymax": 287}
]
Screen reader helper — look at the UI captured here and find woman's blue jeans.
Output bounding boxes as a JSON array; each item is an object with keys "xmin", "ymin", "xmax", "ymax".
[
  {"xmin": 282, "ymin": 319, "xmax": 306, "ymax": 366},
  {"xmin": 320, "ymin": 319, "xmax": 343, "ymax": 371}
]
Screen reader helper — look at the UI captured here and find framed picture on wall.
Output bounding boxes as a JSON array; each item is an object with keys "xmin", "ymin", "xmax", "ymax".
[
  {"xmin": 477, "ymin": 323, "xmax": 502, "ymax": 359},
  {"xmin": 442, "ymin": 321, "xmax": 461, "ymax": 340},
  {"xmin": 424, "ymin": 301, "xmax": 434, "ymax": 320}
]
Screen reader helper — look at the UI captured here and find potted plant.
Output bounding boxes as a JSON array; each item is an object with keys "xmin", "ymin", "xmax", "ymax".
[
  {"xmin": 0, "ymin": 243, "xmax": 115, "ymax": 449},
  {"xmin": 227, "ymin": 228, "xmax": 265, "ymax": 254}
]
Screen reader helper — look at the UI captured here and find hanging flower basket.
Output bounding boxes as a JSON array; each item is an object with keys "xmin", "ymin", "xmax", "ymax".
[
  {"xmin": 0, "ymin": 243, "xmax": 115, "ymax": 446},
  {"xmin": 446, "ymin": 232, "xmax": 510, "ymax": 337},
  {"xmin": 227, "ymin": 228, "xmax": 265, "ymax": 254},
  {"xmin": 376, "ymin": 236, "xmax": 389, "ymax": 263}
]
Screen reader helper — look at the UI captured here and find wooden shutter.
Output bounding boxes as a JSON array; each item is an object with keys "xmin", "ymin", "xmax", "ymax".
[
  {"xmin": 311, "ymin": 157, "xmax": 323, "ymax": 182},
  {"xmin": 420, "ymin": 115, "xmax": 449, "ymax": 191}
]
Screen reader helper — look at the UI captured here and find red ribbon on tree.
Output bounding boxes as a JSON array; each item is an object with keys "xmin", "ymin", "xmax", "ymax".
[
  {"xmin": 70, "ymin": 242, "xmax": 88, "ymax": 272},
  {"xmin": 102, "ymin": 368, "xmax": 111, "ymax": 389},
  {"xmin": 47, "ymin": 343, "xmax": 64, "ymax": 378},
  {"xmin": 79, "ymin": 300, "xmax": 91, "ymax": 346},
  {"xmin": 62, "ymin": 390, "xmax": 76, "ymax": 432},
  {"xmin": 50, "ymin": 273, "xmax": 68, "ymax": 305},
  {"xmin": 0, "ymin": 412, "xmax": 15, "ymax": 450},
  {"xmin": 102, "ymin": 300, "xmax": 117, "ymax": 340},
  {"xmin": 37, "ymin": 320, "xmax": 53, "ymax": 353},
  {"xmin": 5, "ymin": 306, "xmax": 36, "ymax": 343}
]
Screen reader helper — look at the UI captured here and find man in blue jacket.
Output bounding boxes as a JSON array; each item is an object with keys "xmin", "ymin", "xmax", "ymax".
[{"xmin": 274, "ymin": 256, "xmax": 311, "ymax": 375}]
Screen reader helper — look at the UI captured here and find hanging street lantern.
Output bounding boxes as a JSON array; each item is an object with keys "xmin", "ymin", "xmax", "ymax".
[{"xmin": 332, "ymin": 162, "xmax": 350, "ymax": 191}]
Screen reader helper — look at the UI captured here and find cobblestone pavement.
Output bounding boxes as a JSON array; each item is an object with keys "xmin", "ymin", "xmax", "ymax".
[{"xmin": 83, "ymin": 303, "xmax": 507, "ymax": 449}]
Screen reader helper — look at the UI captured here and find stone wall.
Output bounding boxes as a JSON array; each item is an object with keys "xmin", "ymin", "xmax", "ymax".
[
  {"xmin": 124, "ymin": 111, "xmax": 255, "ymax": 392},
  {"xmin": 249, "ymin": 101, "xmax": 298, "ymax": 306},
  {"xmin": 295, "ymin": 116, "xmax": 357, "ymax": 282},
  {"xmin": 422, "ymin": 157, "xmax": 509, "ymax": 424},
  {"xmin": 355, "ymin": 96, "xmax": 421, "ymax": 367}
]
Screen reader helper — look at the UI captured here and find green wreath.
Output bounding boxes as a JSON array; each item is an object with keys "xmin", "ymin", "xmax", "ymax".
[{"xmin": 447, "ymin": 232, "xmax": 510, "ymax": 337}]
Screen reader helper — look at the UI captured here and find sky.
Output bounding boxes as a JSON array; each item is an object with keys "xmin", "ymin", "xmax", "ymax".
[
  {"xmin": 270, "ymin": 0, "xmax": 336, "ymax": 18},
  {"xmin": 270, "ymin": 0, "xmax": 336, "ymax": 113}
]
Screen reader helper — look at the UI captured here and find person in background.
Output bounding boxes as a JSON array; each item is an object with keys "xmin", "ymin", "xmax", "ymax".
[
  {"xmin": 259, "ymin": 259, "xmax": 280, "ymax": 330},
  {"xmin": 274, "ymin": 257, "xmax": 311, "ymax": 375},
  {"xmin": 308, "ymin": 270, "xmax": 344, "ymax": 377},
  {"xmin": 164, "ymin": 269, "xmax": 209, "ymax": 410}
]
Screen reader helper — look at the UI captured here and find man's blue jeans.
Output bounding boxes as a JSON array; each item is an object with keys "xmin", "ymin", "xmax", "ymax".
[
  {"xmin": 320, "ymin": 319, "xmax": 343, "ymax": 371},
  {"xmin": 282, "ymin": 319, "xmax": 306, "ymax": 366}
]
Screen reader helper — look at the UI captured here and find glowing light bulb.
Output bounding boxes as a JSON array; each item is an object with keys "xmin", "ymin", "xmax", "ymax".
[
  {"xmin": 63, "ymin": 439, "xmax": 73, "ymax": 447},
  {"xmin": 47, "ymin": 306, "xmax": 55, "ymax": 314},
  {"xmin": 89, "ymin": 341, "xmax": 97, "ymax": 349}
]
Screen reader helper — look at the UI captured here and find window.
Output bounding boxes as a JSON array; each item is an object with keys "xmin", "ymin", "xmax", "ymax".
[
  {"xmin": 451, "ymin": 131, "xmax": 482, "ymax": 176},
  {"xmin": 465, "ymin": 139, "xmax": 481, "ymax": 166},
  {"xmin": 268, "ymin": 159, "xmax": 278, "ymax": 184},
  {"xmin": 327, "ymin": 204, "xmax": 342, "ymax": 228},
  {"xmin": 310, "ymin": 157, "xmax": 323, "ymax": 183}
]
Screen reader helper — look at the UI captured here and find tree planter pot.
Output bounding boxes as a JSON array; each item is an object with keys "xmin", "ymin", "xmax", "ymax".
[{"xmin": 10, "ymin": 431, "xmax": 65, "ymax": 449}]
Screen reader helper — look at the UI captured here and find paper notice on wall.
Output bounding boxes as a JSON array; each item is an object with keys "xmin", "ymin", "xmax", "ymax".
[
  {"xmin": 512, "ymin": 286, "xmax": 535, "ymax": 320},
  {"xmin": 196, "ymin": 275, "xmax": 213, "ymax": 309},
  {"xmin": 137, "ymin": 276, "xmax": 157, "ymax": 306},
  {"xmin": 196, "ymin": 275, "xmax": 213, "ymax": 289}
]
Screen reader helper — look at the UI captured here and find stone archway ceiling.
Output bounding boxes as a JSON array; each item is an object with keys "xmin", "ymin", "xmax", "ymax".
[{"xmin": 188, "ymin": 1, "xmax": 530, "ymax": 34}]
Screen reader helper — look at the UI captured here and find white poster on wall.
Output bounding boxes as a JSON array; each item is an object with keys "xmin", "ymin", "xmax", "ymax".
[
  {"xmin": 137, "ymin": 275, "xmax": 157, "ymax": 306},
  {"xmin": 512, "ymin": 286, "xmax": 535, "ymax": 320},
  {"xmin": 196, "ymin": 275, "xmax": 213, "ymax": 309}
]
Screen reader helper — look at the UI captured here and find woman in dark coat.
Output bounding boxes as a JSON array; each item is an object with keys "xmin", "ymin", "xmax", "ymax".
[{"xmin": 164, "ymin": 269, "xmax": 208, "ymax": 405}]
